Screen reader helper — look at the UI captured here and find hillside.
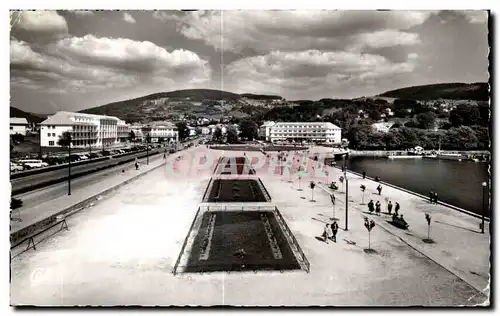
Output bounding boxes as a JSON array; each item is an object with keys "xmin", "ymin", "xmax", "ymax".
[
  {"xmin": 80, "ymin": 89, "xmax": 285, "ymax": 123},
  {"xmin": 379, "ymin": 82, "xmax": 489, "ymax": 101},
  {"xmin": 10, "ymin": 107, "xmax": 47, "ymax": 123}
]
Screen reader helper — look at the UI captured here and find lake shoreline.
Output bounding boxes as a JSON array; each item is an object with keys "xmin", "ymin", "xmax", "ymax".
[{"xmin": 348, "ymin": 149, "xmax": 490, "ymax": 158}]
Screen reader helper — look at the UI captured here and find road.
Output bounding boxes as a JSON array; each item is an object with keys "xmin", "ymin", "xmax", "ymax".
[
  {"xmin": 13, "ymin": 153, "xmax": 165, "ymax": 211},
  {"xmin": 10, "ymin": 147, "xmax": 165, "ymax": 195}
]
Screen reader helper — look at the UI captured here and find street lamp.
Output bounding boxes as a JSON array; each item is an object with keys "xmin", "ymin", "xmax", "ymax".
[
  {"xmin": 67, "ymin": 132, "xmax": 72, "ymax": 196},
  {"xmin": 481, "ymin": 181, "xmax": 487, "ymax": 233},
  {"xmin": 146, "ymin": 133, "xmax": 150, "ymax": 165},
  {"xmin": 343, "ymin": 154, "xmax": 349, "ymax": 231}
]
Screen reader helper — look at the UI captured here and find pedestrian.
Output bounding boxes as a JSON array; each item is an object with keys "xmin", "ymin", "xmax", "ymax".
[
  {"xmin": 323, "ymin": 223, "xmax": 333, "ymax": 244},
  {"xmin": 362, "ymin": 171, "xmax": 366, "ymax": 179},
  {"xmin": 375, "ymin": 201, "xmax": 381, "ymax": 216},
  {"xmin": 163, "ymin": 153, "xmax": 167, "ymax": 159},
  {"xmin": 377, "ymin": 184, "xmax": 382, "ymax": 195},
  {"xmin": 433, "ymin": 192, "xmax": 438, "ymax": 204},
  {"xmin": 387, "ymin": 200, "xmax": 393, "ymax": 214},
  {"xmin": 135, "ymin": 160, "xmax": 139, "ymax": 170},
  {"xmin": 368, "ymin": 200, "xmax": 374, "ymax": 213},
  {"xmin": 429, "ymin": 191, "xmax": 434, "ymax": 204},
  {"xmin": 331, "ymin": 221, "xmax": 339, "ymax": 243},
  {"xmin": 395, "ymin": 202, "xmax": 400, "ymax": 216}
]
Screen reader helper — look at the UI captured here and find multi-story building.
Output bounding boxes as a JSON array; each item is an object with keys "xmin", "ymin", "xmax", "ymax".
[
  {"xmin": 117, "ymin": 120, "xmax": 130, "ymax": 144},
  {"xmin": 129, "ymin": 124, "xmax": 144, "ymax": 142},
  {"xmin": 259, "ymin": 121, "xmax": 276, "ymax": 140},
  {"xmin": 10, "ymin": 117, "xmax": 29, "ymax": 136},
  {"xmin": 141, "ymin": 121, "xmax": 178, "ymax": 143},
  {"xmin": 39, "ymin": 111, "xmax": 130, "ymax": 149},
  {"xmin": 266, "ymin": 122, "xmax": 342, "ymax": 144}
]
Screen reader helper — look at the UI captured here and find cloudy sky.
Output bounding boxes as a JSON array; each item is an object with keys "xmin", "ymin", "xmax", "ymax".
[{"xmin": 10, "ymin": 10, "xmax": 489, "ymax": 114}]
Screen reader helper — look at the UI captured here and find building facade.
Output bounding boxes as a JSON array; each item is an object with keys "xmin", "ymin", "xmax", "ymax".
[
  {"xmin": 259, "ymin": 121, "xmax": 276, "ymax": 140},
  {"xmin": 267, "ymin": 122, "xmax": 342, "ymax": 144},
  {"xmin": 39, "ymin": 111, "xmax": 130, "ymax": 148},
  {"xmin": 141, "ymin": 121, "xmax": 178, "ymax": 143},
  {"xmin": 10, "ymin": 117, "xmax": 29, "ymax": 136}
]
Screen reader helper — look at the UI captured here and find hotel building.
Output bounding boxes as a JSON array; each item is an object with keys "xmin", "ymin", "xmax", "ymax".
[
  {"xmin": 263, "ymin": 121, "xmax": 342, "ymax": 144},
  {"xmin": 39, "ymin": 111, "xmax": 130, "ymax": 148},
  {"xmin": 140, "ymin": 121, "xmax": 179, "ymax": 143}
]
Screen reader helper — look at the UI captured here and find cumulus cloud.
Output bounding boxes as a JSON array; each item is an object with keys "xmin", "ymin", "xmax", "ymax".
[
  {"xmin": 156, "ymin": 10, "xmax": 433, "ymax": 53},
  {"xmin": 460, "ymin": 10, "xmax": 489, "ymax": 24},
  {"xmin": 123, "ymin": 12, "xmax": 136, "ymax": 24},
  {"xmin": 224, "ymin": 50, "xmax": 417, "ymax": 98},
  {"xmin": 71, "ymin": 11, "xmax": 95, "ymax": 17},
  {"xmin": 10, "ymin": 36, "xmax": 211, "ymax": 94},
  {"xmin": 10, "ymin": 11, "xmax": 68, "ymax": 35}
]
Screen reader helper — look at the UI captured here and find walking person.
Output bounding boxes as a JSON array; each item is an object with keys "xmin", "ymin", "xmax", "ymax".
[
  {"xmin": 368, "ymin": 200, "xmax": 374, "ymax": 214},
  {"xmin": 362, "ymin": 171, "xmax": 366, "ymax": 179},
  {"xmin": 322, "ymin": 223, "xmax": 333, "ymax": 244},
  {"xmin": 331, "ymin": 221, "xmax": 339, "ymax": 243},
  {"xmin": 433, "ymin": 192, "xmax": 438, "ymax": 204},
  {"xmin": 377, "ymin": 184, "xmax": 382, "ymax": 195},
  {"xmin": 394, "ymin": 202, "xmax": 400, "ymax": 217},
  {"xmin": 429, "ymin": 191, "xmax": 434, "ymax": 204},
  {"xmin": 387, "ymin": 200, "xmax": 393, "ymax": 214},
  {"xmin": 375, "ymin": 201, "xmax": 381, "ymax": 216}
]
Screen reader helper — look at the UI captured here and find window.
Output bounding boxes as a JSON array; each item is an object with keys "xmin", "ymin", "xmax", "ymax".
[
  {"xmin": 52, "ymin": 133, "xmax": 56, "ymax": 136},
  {"xmin": 10, "ymin": 127, "xmax": 13, "ymax": 130},
  {"xmin": 49, "ymin": 141, "xmax": 54, "ymax": 146},
  {"xmin": 47, "ymin": 133, "xmax": 51, "ymax": 137}
]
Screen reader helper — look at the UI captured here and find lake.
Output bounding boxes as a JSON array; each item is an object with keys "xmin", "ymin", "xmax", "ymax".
[{"xmin": 345, "ymin": 157, "xmax": 490, "ymax": 216}]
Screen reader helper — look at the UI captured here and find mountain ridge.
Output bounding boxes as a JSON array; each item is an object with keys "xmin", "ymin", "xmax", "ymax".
[{"xmin": 378, "ymin": 82, "xmax": 489, "ymax": 101}]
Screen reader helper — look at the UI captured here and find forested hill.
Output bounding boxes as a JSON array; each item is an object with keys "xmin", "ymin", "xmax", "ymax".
[{"xmin": 379, "ymin": 82, "xmax": 489, "ymax": 101}]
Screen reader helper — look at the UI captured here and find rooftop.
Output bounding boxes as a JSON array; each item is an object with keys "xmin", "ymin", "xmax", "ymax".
[
  {"xmin": 40, "ymin": 111, "xmax": 121, "ymax": 126},
  {"xmin": 273, "ymin": 122, "xmax": 341, "ymax": 129},
  {"xmin": 10, "ymin": 117, "xmax": 29, "ymax": 125}
]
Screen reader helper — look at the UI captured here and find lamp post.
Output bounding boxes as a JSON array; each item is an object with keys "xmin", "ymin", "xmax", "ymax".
[
  {"xmin": 68, "ymin": 133, "xmax": 72, "ymax": 196},
  {"xmin": 146, "ymin": 133, "xmax": 150, "ymax": 165},
  {"xmin": 481, "ymin": 181, "xmax": 487, "ymax": 233},
  {"xmin": 344, "ymin": 154, "xmax": 349, "ymax": 231}
]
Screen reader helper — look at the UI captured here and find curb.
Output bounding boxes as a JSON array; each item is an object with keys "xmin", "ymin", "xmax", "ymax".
[{"xmin": 10, "ymin": 158, "xmax": 167, "ymax": 246}]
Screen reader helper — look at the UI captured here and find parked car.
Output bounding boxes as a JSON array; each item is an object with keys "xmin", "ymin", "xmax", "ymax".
[
  {"xmin": 77, "ymin": 154, "xmax": 89, "ymax": 160},
  {"xmin": 10, "ymin": 162, "xmax": 24, "ymax": 172},
  {"xmin": 18, "ymin": 159, "xmax": 49, "ymax": 169},
  {"xmin": 88, "ymin": 153, "xmax": 99, "ymax": 159}
]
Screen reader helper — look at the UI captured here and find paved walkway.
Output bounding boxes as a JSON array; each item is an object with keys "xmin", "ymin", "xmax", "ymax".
[
  {"xmin": 10, "ymin": 147, "xmax": 489, "ymax": 306},
  {"xmin": 314, "ymin": 164, "xmax": 490, "ymax": 296},
  {"xmin": 10, "ymin": 151, "xmax": 181, "ymax": 234}
]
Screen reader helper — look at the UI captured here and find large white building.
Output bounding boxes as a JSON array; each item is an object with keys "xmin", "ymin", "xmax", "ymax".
[
  {"xmin": 141, "ymin": 121, "xmax": 178, "ymax": 143},
  {"xmin": 259, "ymin": 121, "xmax": 276, "ymax": 139},
  {"xmin": 10, "ymin": 117, "xmax": 29, "ymax": 136},
  {"xmin": 265, "ymin": 122, "xmax": 342, "ymax": 144},
  {"xmin": 39, "ymin": 111, "xmax": 130, "ymax": 148}
]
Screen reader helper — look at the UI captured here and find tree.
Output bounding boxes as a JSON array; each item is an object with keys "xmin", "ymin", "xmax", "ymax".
[
  {"xmin": 416, "ymin": 112, "xmax": 437, "ymax": 130},
  {"xmin": 424, "ymin": 213, "xmax": 433, "ymax": 243},
  {"xmin": 176, "ymin": 122, "xmax": 189, "ymax": 140},
  {"xmin": 57, "ymin": 131, "xmax": 72, "ymax": 147},
  {"xmin": 368, "ymin": 109, "xmax": 382, "ymax": 121},
  {"xmin": 128, "ymin": 130, "xmax": 135, "ymax": 142},
  {"xmin": 364, "ymin": 217, "xmax": 376, "ymax": 250},
  {"xmin": 11, "ymin": 133, "xmax": 24, "ymax": 144},
  {"xmin": 226, "ymin": 126, "xmax": 239, "ymax": 144},
  {"xmin": 213, "ymin": 127, "xmax": 223, "ymax": 142},
  {"xmin": 239, "ymin": 119, "xmax": 259, "ymax": 140}
]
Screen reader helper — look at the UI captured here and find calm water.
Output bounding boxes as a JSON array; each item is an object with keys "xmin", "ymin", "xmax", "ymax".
[{"xmin": 345, "ymin": 157, "xmax": 490, "ymax": 216}]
